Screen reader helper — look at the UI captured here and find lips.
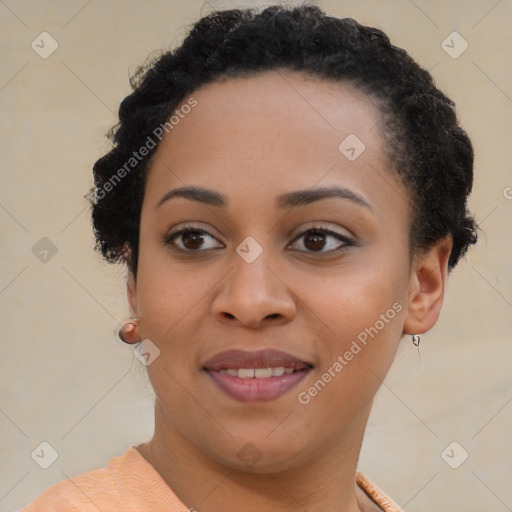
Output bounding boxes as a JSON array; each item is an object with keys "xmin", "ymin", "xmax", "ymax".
[
  {"xmin": 202, "ymin": 349, "xmax": 313, "ymax": 372},
  {"xmin": 203, "ymin": 349, "xmax": 314, "ymax": 403}
]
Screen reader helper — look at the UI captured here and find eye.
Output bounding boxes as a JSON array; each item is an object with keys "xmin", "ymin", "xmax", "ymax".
[
  {"xmin": 164, "ymin": 226, "xmax": 223, "ymax": 252},
  {"xmin": 164, "ymin": 225, "xmax": 353, "ymax": 254},
  {"xmin": 289, "ymin": 227, "xmax": 353, "ymax": 253}
]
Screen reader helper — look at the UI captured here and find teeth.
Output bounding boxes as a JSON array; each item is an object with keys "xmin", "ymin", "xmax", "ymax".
[
  {"xmin": 217, "ymin": 367, "xmax": 298, "ymax": 378},
  {"xmin": 238, "ymin": 368, "xmax": 255, "ymax": 378},
  {"xmin": 254, "ymin": 368, "xmax": 271, "ymax": 378}
]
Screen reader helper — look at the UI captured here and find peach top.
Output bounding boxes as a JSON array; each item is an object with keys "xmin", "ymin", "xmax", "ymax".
[{"xmin": 21, "ymin": 446, "xmax": 404, "ymax": 511}]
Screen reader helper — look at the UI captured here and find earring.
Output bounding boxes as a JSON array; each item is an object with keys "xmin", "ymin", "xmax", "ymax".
[
  {"xmin": 119, "ymin": 318, "xmax": 141, "ymax": 344},
  {"xmin": 412, "ymin": 334, "xmax": 421, "ymax": 347}
]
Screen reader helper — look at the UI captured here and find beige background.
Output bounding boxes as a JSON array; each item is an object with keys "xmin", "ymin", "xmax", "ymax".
[{"xmin": 1, "ymin": 1, "xmax": 511, "ymax": 511}]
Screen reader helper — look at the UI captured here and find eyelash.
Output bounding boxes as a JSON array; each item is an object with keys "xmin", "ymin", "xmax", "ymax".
[{"xmin": 163, "ymin": 224, "xmax": 354, "ymax": 255}]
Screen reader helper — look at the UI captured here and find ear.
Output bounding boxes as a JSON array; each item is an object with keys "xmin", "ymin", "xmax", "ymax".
[
  {"xmin": 402, "ymin": 235, "xmax": 453, "ymax": 335},
  {"xmin": 124, "ymin": 246, "xmax": 138, "ymax": 317},
  {"xmin": 127, "ymin": 270, "xmax": 138, "ymax": 318}
]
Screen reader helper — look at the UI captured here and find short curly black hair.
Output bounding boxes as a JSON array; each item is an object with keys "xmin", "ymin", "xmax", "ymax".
[{"xmin": 90, "ymin": 4, "xmax": 478, "ymax": 278}]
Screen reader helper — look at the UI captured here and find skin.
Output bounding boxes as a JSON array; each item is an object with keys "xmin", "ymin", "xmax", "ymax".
[{"xmin": 126, "ymin": 70, "xmax": 452, "ymax": 512}]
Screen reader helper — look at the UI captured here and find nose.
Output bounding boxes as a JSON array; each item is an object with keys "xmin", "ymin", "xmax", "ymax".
[{"xmin": 212, "ymin": 250, "xmax": 297, "ymax": 329}]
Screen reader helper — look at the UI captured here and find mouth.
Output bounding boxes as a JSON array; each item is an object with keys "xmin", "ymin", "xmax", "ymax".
[
  {"xmin": 216, "ymin": 367, "xmax": 300, "ymax": 378},
  {"xmin": 202, "ymin": 349, "xmax": 314, "ymax": 403}
]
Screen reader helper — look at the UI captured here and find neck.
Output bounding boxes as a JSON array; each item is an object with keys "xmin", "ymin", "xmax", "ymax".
[{"xmin": 137, "ymin": 398, "xmax": 379, "ymax": 512}]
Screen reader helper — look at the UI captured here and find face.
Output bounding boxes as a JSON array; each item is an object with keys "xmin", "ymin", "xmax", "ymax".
[{"xmin": 129, "ymin": 70, "xmax": 426, "ymax": 472}]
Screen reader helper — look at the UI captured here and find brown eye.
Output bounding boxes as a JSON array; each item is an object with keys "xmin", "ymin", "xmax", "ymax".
[
  {"xmin": 165, "ymin": 228, "xmax": 223, "ymax": 252},
  {"xmin": 290, "ymin": 228, "xmax": 353, "ymax": 254},
  {"xmin": 303, "ymin": 231, "xmax": 327, "ymax": 251},
  {"xmin": 181, "ymin": 231, "xmax": 206, "ymax": 250}
]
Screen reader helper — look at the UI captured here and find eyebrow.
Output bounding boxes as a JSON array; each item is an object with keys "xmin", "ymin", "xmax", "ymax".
[{"xmin": 156, "ymin": 185, "xmax": 373, "ymax": 212}]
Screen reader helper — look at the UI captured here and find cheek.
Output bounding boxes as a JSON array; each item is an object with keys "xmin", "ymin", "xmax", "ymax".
[
  {"xmin": 136, "ymin": 237, "xmax": 201, "ymax": 333},
  {"xmin": 137, "ymin": 278, "xmax": 202, "ymax": 363},
  {"xmin": 294, "ymin": 263, "xmax": 405, "ymax": 408},
  {"xmin": 301, "ymin": 259, "xmax": 404, "ymax": 344}
]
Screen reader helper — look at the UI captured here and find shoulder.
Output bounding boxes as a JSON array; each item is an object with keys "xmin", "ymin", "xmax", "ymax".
[
  {"xmin": 20, "ymin": 446, "xmax": 187, "ymax": 512},
  {"xmin": 20, "ymin": 468, "xmax": 120, "ymax": 512},
  {"xmin": 20, "ymin": 450, "xmax": 132, "ymax": 512}
]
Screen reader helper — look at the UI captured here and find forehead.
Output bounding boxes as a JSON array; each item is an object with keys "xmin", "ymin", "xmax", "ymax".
[
  {"xmin": 143, "ymin": 69, "xmax": 408, "ymax": 223},
  {"xmin": 175, "ymin": 69, "xmax": 384, "ymax": 151}
]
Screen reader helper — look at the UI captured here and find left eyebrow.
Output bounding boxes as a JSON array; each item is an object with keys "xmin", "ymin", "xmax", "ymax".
[
  {"xmin": 276, "ymin": 186, "xmax": 373, "ymax": 212},
  {"xmin": 156, "ymin": 185, "xmax": 374, "ymax": 212}
]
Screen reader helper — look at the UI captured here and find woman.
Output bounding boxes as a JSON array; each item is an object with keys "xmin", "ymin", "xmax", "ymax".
[{"xmin": 22, "ymin": 4, "xmax": 478, "ymax": 511}]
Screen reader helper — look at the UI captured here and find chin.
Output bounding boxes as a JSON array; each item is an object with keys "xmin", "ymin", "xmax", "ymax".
[{"xmin": 203, "ymin": 436, "xmax": 310, "ymax": 475}]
